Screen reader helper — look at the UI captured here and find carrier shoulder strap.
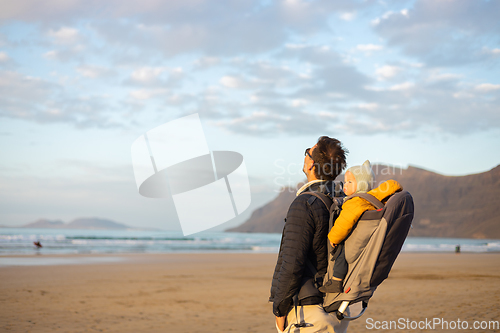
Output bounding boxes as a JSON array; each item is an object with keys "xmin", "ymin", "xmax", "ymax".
[
  {"xmin": 299, "ymin": 191, "xmax": 333, "ymax": 211},
  {"xmin": 300, "ymin": 191, "xmax": 339, "ymax": 230},
  {"xmin": 346, "ymin": 193, "xmax": 384, "ymax": 209}
]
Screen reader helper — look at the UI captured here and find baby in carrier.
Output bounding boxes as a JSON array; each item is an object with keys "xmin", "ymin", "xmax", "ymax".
[{"xmin": 319, "ymin": 160, "xmax": 402, "ymax": 293}]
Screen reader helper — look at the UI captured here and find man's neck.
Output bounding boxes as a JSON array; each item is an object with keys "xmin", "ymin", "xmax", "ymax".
[{"xmin": 306, "ymin": 172, "xmax": 319, "ymax": 182}]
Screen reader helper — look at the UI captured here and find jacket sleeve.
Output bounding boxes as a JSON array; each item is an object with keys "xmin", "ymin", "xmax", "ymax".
[
  {"xmin": 328, "ymin": 198, "xmax": 372, "ymax": 245},
  {"xmin": 272, "ymin": 196, "xmax": 315, "ymax": 317}
]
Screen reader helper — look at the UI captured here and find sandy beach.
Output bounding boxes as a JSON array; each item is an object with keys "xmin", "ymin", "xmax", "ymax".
[{"xmin": 1, "ymin": 253, "xmax": 499, "ymax": 333}]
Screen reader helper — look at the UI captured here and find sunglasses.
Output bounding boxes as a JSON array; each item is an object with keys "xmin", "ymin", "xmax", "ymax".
[{"xmin": 304, "ymin": 148, "xmax": 313, "ymax": 160}]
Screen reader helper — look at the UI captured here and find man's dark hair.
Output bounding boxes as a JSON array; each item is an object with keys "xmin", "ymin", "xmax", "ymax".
[{"xmin": 311, "ymin": 136, "xmax": 348, "ymax": 181}]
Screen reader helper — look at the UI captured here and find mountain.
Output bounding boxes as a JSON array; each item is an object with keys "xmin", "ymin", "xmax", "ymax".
[
  {"xmin": 65, "ymin": 218, "xmax": 129, "ymax": 230},
  {"xmin": 227, "ymin": 164, "xmax": 500, "ymax": 239},
  {"xmin": 22, "ymin": 219, "xmax": 65, "ymax": 228},
  {"xmin": 21, "ymin": 217, "xmax": 130, "ymax": 230}
]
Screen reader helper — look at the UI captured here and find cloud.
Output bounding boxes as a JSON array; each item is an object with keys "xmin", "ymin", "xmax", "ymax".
[
  {"xmin": 299, "ymin": 62, "xmax": 373, "ymax": 99},
  {"xmin": 1, "ymin": 0, "xmax": 498, "ymax": 139},
  {"xmin": 0, "ymin": 52, "xmax": 9, "ymax": 62},
  {"xmin": 193, "ymin": 57, "xmax": 220, "ymax": 70},
  {"xmin": 0, "ymin": 70, "xmax": 57, "ymax": 119},
  {"xmin": 0, "ymin": 0, "xmax": 366, "ymax": 58},
  {"xmin": 0, "ymin": 70, "xmax": 120, "ymax": 128},
  {"xmin": 188, "ymin": 41, "xmax": 496, "ymax": 137},
  {"xmin": 356, "ymin": 44, "xmax": 383, "ymax": 52},
  {"xmin": 371, "ymin": 10, "xmax": 395, "ymax": 26},
  {"xmin": 40, "ymin": 26, "xmax": 87, "ymax": 62},
  {"xmin": 487, "ymin": 48, "xmax": 500, "ymax": 55},
  {"xmin": 280, "ymin": 44, "xmax": 344, "ymax": 66},
  {"xmin": 43, "ymin": 50, "xmax": 58, "ymax": 59},
  {"xmin": 0, "ymin": 50, "xmax": 15, "ymax": 69},
  {"xmin": 373, "ymin": 0, "xmax": 500, "ymax": 67},
  {"xmin": 291, "ymin": 99, "xmax": 309, "ymax": 108},
  {"xmin": 340, "ymin": 12, "xmax": 356, "ymax": 21},
  {"xmin": 43, "ymin": 45, "xmax": 86, "ymax": 62},
  {"xmin": 121, "ymin": 66, "xmax": 185, "ymax": 92},
  {"xmin": 129, "ymin": 88, "xmax": 169, "ymax": 100},
  {"xmin": 389, "ymin": 82, "xmax": 414, "ymax": 91},
  {"xmin": 219, "ymin": 75, "xmax": 267, "ymax": 90},
  {"xmin": 0, "ymin": 0, "xmax": 96, "ymax": 22},
  {"xmin": 194, "ymin": 52, "xmax": 377, "ymax": 134},
  {"xmin": 339, "ymin": 116, "xmax": 412, "ymax": 135},
  {"xmin": 358, "ymin": 103, "xmax": 378, "ymax": 111},
  {"xmin": 47, "ymin": 27, "xmax": 80, "ymax": 44},
  {"xmin": 212, "ymin": 53, "xmax": 500, "ymax": 137},
  {"xmin": 475, "ymin": 83, "xmax": 500, "ymax": 92},
  {"xmin": 426, "ymin": 70, "xmax": 462, "ymax": 82},
  {"xmin": 220, "ymin": 76, "xmax": 241, "ymax": 89},
  {"xmin": 214, "ymin": 110, "xmax": 330, "ymax": 136},
  {"xmin": 376, "ymin": 65, "xmax": 401, "ymax": 80},
  {"xmin": 76, "ymin": 64, "xmax": 115, "ymax": 79},
  {"xmin": 93, "ymin": 14, "xmax": 284, "ymax": 58},
  {"xmin": 397, "ymin": 74, "xmax": 500, "ymax": 134},
  {"xmin": 130, "ymin": 67, "xmax": 165, "ymax": 84}
]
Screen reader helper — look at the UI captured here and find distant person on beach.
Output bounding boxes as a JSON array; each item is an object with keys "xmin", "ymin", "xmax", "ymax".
[
  {"xmin": 320, "ymin": 160, "xmax": 402, "ymax": 293},
  {"xmin": 270, "ymin": 136, "xmax": 349, "ymax": 333},
  {"xmin": 34, "ymin": 241, "xmax": 42, "ymax": 249}
]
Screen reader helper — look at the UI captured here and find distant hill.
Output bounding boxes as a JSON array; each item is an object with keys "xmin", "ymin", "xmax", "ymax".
[
  {"xmin": 21, "ymin": 217, "xmax": 131, "ymax": 230},
  {"xmin": 66, "ymin": 218, "xmax": 129, "ymax": 230},
  {"xmin": 227, "ymin": 165, "xmax": 500, "ymax": 239},
  {"xmin": 23, "ymin": 219, "xmax": 66, "ymax": 228}
]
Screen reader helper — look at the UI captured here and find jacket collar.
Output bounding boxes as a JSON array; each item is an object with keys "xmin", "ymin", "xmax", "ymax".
[{"xmin": 296, "ymin": 179, "xmax": 328, "ymax": 196}]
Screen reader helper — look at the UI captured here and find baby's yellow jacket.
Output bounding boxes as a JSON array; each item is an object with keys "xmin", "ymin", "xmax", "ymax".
[{"xmin": 327, "ymin": 180, "xmax": 402, "ymax": 245}]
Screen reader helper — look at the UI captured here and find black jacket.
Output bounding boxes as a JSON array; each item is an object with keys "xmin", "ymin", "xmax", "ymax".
[{"xmin": 269, "ymin": 181, "xmax": 343, "ymax": 317}]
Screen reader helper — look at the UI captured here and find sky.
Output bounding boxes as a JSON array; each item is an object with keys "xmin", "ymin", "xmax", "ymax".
[{"xmin": 0, "ymin": 0, "xmax": 499, "ymax": 230}]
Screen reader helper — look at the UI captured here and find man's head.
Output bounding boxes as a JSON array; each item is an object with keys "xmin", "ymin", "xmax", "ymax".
[
  {"xmin": 303, "ymin": 136, "xmax": 348, "ymax": 182},
  {"xmin": 345, "ymin": 160, "xmax": 375, "ymax": 194}
]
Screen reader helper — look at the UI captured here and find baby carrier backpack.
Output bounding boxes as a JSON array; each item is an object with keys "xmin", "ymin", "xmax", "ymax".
[{"xmin": 303, "ymin": 188, "xmax": 414, "ymax": 321}]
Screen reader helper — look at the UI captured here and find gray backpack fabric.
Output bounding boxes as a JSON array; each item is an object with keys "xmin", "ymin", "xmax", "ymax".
[{"xmin": 322, "ymin": 190, "xmax": 414, "ymax": 320}]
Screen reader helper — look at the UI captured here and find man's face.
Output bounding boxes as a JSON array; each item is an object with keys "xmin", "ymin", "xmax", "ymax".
[
  {"xmin": 343, "ymin": 171, "xmax": 357, "ymax": 196},
  {"xmin": 302, "ymin": 144, "xmax": 317, "ymax": 177}
]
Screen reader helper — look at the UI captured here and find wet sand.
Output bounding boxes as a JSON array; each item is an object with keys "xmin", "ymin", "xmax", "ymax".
[{"xmin": 1, "ymin": 253, "xmax": 499, "ymax": 332}]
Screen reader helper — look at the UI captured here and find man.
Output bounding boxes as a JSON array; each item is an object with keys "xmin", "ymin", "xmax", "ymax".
[{"xmin": 270, "ymin": 136, "xmax": 349, "ymax": 332}]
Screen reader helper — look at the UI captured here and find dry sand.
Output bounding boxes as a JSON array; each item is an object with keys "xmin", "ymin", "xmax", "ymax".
[{"xmin": 1, "ymin": 253, "xmax": 499, "ymax": 333}]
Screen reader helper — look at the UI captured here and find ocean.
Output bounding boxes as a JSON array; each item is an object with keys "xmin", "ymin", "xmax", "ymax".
[{"xmin": 1, "ymin": 228, "xmax": 499, "ymax": 257}]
